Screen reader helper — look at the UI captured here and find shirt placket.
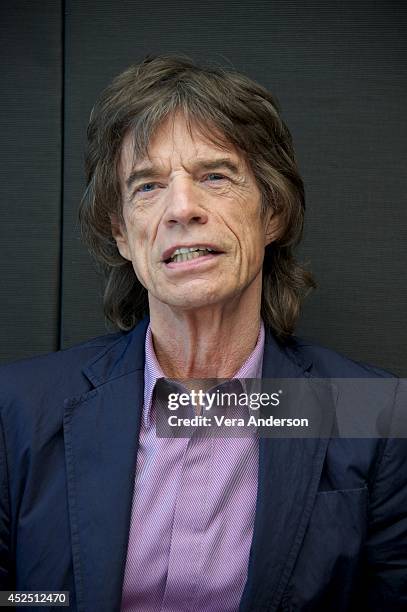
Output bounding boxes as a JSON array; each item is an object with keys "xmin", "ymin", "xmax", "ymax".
[{"xmin": 160, "ymin": 425, "xmax": 214, "ymax": 612}]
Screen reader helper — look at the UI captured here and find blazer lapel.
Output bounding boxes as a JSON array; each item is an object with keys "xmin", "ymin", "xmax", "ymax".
[
  {"xmin": 239, "ymin": 332, "xmax": 334, "ymax": 612},
  {"xmin": 63, "ymin": 318, "xmax": 149, "ymax": 612}
]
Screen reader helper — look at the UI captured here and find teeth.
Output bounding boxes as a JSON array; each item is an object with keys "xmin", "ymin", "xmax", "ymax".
[
  {"xmin": 172, "ymin": 246, "xmax": 213, "ymax": 256},
  {"xmin": 169, "ymin": 246, "xmax": 214, "ymax": 263},
  {"xmin": 169, "ymin": 247, "xmax": 214, "ymax": 263}
]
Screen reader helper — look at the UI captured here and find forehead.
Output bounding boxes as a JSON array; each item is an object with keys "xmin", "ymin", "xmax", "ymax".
[{"xmin": 119, "ymin": 113, "xmax": 246, "ymax": 176}]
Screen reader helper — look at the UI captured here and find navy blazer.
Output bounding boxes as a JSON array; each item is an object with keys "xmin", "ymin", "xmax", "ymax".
[{"xmin": 0, "ymin": 317, "xmax": 406, "ymax": 611}]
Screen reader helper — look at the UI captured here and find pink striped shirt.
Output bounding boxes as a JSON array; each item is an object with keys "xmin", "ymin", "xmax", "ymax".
[{"xmin": 121, "ymin": 322, "xmax": 265, "ymax": 612}]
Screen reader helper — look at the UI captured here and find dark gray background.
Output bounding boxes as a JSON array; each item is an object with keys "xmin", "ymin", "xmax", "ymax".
[{"xmin": 1, "ymin": 0, "xmax": 406, "ymax": 375}]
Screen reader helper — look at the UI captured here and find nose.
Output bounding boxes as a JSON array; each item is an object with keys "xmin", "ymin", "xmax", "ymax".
[{"xmin": 162, "ymin": 176, "xmax": 208, "ymax": 228}]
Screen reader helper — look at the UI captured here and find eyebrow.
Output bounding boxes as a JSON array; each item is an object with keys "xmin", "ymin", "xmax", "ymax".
[{"xmin": 125, "ymin": 158, "xmax": 241, "ymax": 191}]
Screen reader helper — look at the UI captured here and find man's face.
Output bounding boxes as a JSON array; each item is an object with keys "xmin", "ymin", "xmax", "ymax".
[{"xmin": 113, "ymin": 114, "xmax": 278, "ymax": 312}]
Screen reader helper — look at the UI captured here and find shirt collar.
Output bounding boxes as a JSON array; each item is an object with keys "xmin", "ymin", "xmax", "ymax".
[{"xmin": 143, "ymin": 320, "xmax": 265, "ymax": 428}]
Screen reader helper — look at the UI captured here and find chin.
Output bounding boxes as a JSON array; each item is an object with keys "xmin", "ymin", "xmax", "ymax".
[{"xmin": 163, "ymin": 289, "xmax": 228, "ymax": 310}]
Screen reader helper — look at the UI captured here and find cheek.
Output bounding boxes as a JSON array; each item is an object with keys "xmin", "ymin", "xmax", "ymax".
[
  {"xmin": 126, "ymin": 220, "xmax": 163, "ymax": 289},
  {"xmin": 244, "ymin": 237, "xmax": 266, "ymax": 272},
  {"xmin": 123, "ymin": 221, "xmax": 148, "ymax": 269},
  {"xmin": 127, "ymin": 205, "xmax": 161, "ymax": 251},
  {"xmin": 230, "ymin": 206, "xmax": 265, "ymax": 265},
  {"xmin": 124, "ymin": 207, "xmax": 146, "ymax": 245}
]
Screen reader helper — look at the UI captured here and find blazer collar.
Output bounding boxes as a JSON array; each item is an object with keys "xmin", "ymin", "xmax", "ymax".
[
  {"xmin": 262, "ymin": 327, "xmax": 313, "ymax": 379},
  {"xmin": 82, "ymin": 316, "xmax": 149, "ymax": 387}
]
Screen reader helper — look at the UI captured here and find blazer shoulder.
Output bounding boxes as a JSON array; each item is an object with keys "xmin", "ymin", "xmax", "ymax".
[
  {"xmin": 0, "ymin": 330, "xmax": 128, "ymax": 402},
  {"xmin": 286, "ymin": 335, "xmax": 396, "ymax": 378}
]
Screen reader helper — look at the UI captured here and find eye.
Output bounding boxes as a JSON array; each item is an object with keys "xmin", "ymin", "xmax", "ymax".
[
  {"xmin": 137, "ymin": 182, "xmax": 159, "ymax": 193},
  {"xmin": 203, "ymin": 173, "xmax": 228, "ymax": 184},
  {"xmin": 206, "ymin": 173, "xmax": 225, "ymax": 181}
]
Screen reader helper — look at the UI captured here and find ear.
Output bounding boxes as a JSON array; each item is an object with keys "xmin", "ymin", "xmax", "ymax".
[
  {"xmin": 110, "ymin": 213, "xmax": 132, "ymax": 261},
  {"xmin": 264, "ymin": 211, "xmax": 283, "ymax": 246}
]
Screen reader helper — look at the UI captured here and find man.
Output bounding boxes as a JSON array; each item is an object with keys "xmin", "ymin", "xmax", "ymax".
[{"xmin": 0, "ymin": 55, "xmax": 406, "ymax": 611}]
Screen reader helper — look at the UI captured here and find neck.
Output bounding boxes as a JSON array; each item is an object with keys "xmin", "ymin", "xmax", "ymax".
[{"xmin": 148, "ymin": 278, "xmax": 262, "ymax": 379}]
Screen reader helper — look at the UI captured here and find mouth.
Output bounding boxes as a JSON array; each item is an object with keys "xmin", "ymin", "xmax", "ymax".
[{"xmin": 162, "ymin": 245, "xmax": 223, "ymax": 265}]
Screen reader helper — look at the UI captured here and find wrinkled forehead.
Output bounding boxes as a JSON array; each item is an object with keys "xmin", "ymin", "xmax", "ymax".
[{"xmin": 118, "ymin": 112, "xmax": 248, "ymax": 180}]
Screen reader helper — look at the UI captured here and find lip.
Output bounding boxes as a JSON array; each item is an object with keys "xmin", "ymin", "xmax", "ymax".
[
  {"xmin": 161, "ymin": 243, "xmax": 223, "ymax": 262},
  {"xmin": 164, "ymin": 251, "xmax": 222, "ymax": 270}
]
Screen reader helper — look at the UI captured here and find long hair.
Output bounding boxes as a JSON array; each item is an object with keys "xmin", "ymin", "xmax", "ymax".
[{"xmin": 79, "ymin": 55, "xmax": 315, "ymax": 339}]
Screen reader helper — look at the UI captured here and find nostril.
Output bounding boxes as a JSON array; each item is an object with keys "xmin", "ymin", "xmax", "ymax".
[{"xmin": 166, "ymin": 215, "xmax": 205, "ymax": 226}]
